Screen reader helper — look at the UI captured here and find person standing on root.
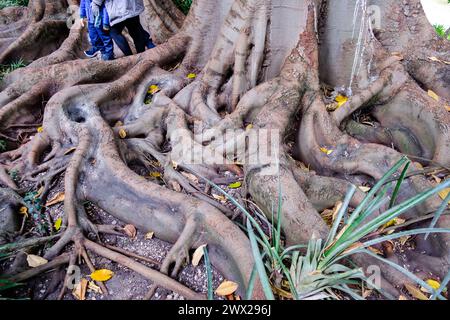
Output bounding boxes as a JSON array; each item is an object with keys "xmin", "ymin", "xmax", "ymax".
[
  {"xmin": 90, "ymin": 0, "xmax": 156, "ymax": 57},
  {"xmin": 80, "ymin": 0, "xmax": 115, "ymax": 61}
]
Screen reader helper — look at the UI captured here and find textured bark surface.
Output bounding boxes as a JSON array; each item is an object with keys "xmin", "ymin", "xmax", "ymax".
[{"xmin": 0, "ymin": 0, "xmax": 449, "ymax": 299}]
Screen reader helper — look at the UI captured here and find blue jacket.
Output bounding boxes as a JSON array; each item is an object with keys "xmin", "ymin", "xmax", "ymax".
[{"xmin": 80, "ymin": 0, "xmax": 109, "ymax": 26}]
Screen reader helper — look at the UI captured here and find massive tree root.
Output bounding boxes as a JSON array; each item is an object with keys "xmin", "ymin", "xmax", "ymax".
[{"xmin": 0, "ymin": 0, "xmax": 449, "ymax": 299}]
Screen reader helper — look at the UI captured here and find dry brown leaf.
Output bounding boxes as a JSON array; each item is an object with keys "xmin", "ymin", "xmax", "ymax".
[
  {"xmin": 399, "ymin": 236, "xmax": 411, "ymax": 246},
  {"xmin": 170, "ymin": 181, "xmax": 182, "ymax": 192},
  {"xmin": 181, "ymin": 172, "xmax": 198, "ymax": 184},
  {"xmin": 27, "ymin": 254, "xmax": 48, "ymax": 268},
  {"xmin": 362, "ymin": 289, "xmax": 373, "ymax": 299},
  {"xmin": 404, "ymin": 283, "xmax": 429, "ymax": 300},
  {"xmin": 123, "ymin": 224, "xmax": 137, "ymax": 238},
  {"xmin": 432, "ymin": 174, "xmax": 442, "ymax": 184},
  {"xmin": 358, "ymin": 186, "xmax": 371, "ymax": 193},
  {"xmin": 212, "ymin": 194, "xmax": 226, "ymax": 202},
  {"xmin": 192, "ymin": 244, "xmax": 207, "ymax": 267},
  {"xmin": 45, "ymin": 192, "xmax": 65, "ymax": 207},
  {"xmin": 428, "ymin": 56, "xmax": 450, "ymax": 65},
  {"xmin": 87, "ymin": 281, "xmax": 102, "ymax": 294},
  {"xmin": 271, "ymin": 285, "xmax": 293, "ymax": 299},
  {"xmin": 72, "ymin": 278, "xmax": 88, "ymax": 300},
  {"xmin": 215, "ymin": 280, "xmax": 239, "ymax": 296},
  {"xmin": 342, "ymin": 242, "xmax": 363, "ymax": 255},
  {"xmin": 368, "ymin": 246, "xmax": 383, "ymax": 255}
]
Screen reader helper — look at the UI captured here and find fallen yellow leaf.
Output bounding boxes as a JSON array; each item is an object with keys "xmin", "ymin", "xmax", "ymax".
[
  {"xmin": 228, "ymin": 182, "xmax": 242, "ymax": 189},
  {"xmin": 438, "ymin": 188, "xmax": 450, "ymax": 204},
  {"xmin": 119, "ymin": 128, "xmax": 127, "ymax": 139},
  {"xmin": 54, "ymin": 217, "xmax": 62, "ymax": 231},
  {"xmin": 187, "ymin": 73, "xmax": 196, "ymax": 79},
  {"xmin": 192, "ymin": 244, "xmax": 207, "ymax": 267},
  {"xmin": 19, "ymin": 206, "xmax": 28, "ymax": 217},
  {"xmin": 45, "ymin": 192, "xmax": 65, "ymax": 207},
  {"xmin": 37, "ymin": 127, "xmax": 44, "ymax": 133},
  {"xmin": 320, "ymin": 147, "xmax": 333, "ymax": 155},
  {"xmin": 72, "ymin": 278, "xmax": 88, "ymax": 300},
  {"xmin": 335, "ymin": 95, "xmax": 348, "ymax": 109},
  {"xmin": 123, "ymin": 224, "xmax": 137, "ymax": 238},
  {"xmin": 27, "ymin": 254, "xmax": 48, "ymax": 268},
  {"xmin": 423, "ymin": 279, "xmax": 441, "ymax": 292},
  {"xmin": 90, "ymin": 269, "xmax": 114, "ymax": 282},
  {"xmin": 245, "ymin": 124, "xmax": 253, "ymax": 131},
  {"xmin": 215, "ymin": 280, "xmax": 239, "ymax": 296},
  {"xmin": 404, "ymin": 283, "xmax": 428, "ymax": 300},
  {"xmin": 150, "ymin": 171, "xmax": 162, "ymax": 178},
  {"xmin": 145, "ymin": 231, "xmax": 154, "ymax": 240},
  {"xmin": 148, "ymin": 84, "xmax": 160, "ymax": 95},
  {"xmin": 428, "ymin": 90, "xmax": 440, "ymax": 101},
  {"xmin": 383, "ymin": 217, "xmax": 406, "ymax": 228},
  {"xmin": 446, "ymin": 105, "xmax": 450, "ymax": 112}
]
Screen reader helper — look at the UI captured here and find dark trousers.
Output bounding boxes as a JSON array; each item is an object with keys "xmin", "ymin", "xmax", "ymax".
[
  {"xmin": 110, "ymin": 16, "xmax": 151, "ymax": 56},
  {"xmin": 88, "ymin": 22, "xmax": 114, "ymax": 60}
]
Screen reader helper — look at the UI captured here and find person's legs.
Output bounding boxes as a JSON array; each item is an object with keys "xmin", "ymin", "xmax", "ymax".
[
  {"xmin": 85, "ymin": 22, "xmax": 103, "ymax": 57},
  {"xmin": 110, "ymin": 21, "xmax": 133, "ymax": 56},
  {"xmin": 98, "ymin": 28, "xmax": 115, "ymax": 61},
  {"xmin": 123, "ymin": 16, "xmax": 147, "ymax": 53},
  {"xmin": 136, "ymin": 19, "xmax": 155, "ymax": 49}
]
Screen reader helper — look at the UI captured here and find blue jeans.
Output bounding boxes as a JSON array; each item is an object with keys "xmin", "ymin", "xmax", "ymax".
[{"xmin": 87, "ymin": 22, "xmax": 114, "ymax": 60}]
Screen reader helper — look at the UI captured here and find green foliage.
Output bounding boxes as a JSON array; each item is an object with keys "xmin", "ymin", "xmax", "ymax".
[
  {"xmin": 203, "ymin": 246, "xmax": 214, "ymax": 300},
  {"xmin": 173, "ymin": 0, "xmax": 192, "ymax": 15},
  {"xmin": 0, "ymin": 59, "xmax": 26, "ymax": 81},
  {"xmin": 0, "ymin": 278, "xmax": 23, "ymax": 300},
  {"xmin": 0, "ymin": 0, "xmax": 28, "ymax": 10},
  {"xmin": 434, "ymin": 24, "xmax": 450, "ymax": 40},
  {"xmin": 202, "ymin": 157, "xmax": 450, "ymax": 300},
  {"xmin": 23, "ymin": 191, "xmax": 50, "ymax": 235},
  {"xmin": 0, "ymin": 139, "xmax": 6, "ymax": 152},
  {"xmin": 8, "ymin": 169, "xmax": 18, "ymax": 182}
]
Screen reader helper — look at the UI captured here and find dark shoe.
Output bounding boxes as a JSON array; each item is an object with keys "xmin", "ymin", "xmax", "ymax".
[
  {"xmin": 146, "ymin": 39, "xmax": 156, "ymax": 49},
  {"xmin": 84, "ymin": 48, "xmax": 99, "ymax": 58}
]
